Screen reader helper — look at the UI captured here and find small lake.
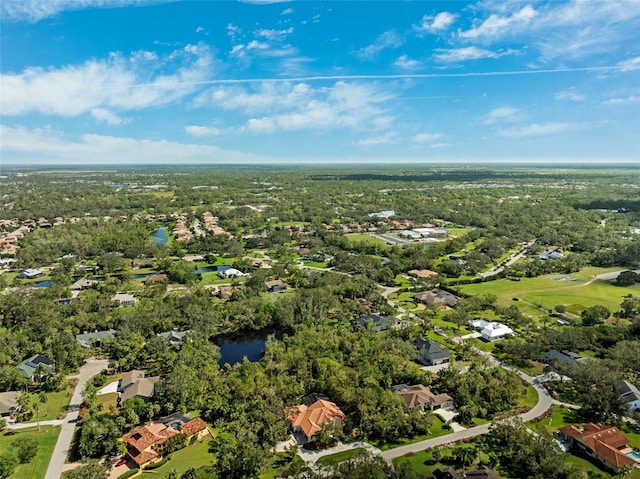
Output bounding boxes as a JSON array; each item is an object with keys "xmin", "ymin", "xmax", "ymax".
[
  {"xmin": 194, "ymin": 265, "xmax": 230, "ymax": 274},
  {"xmin": 134, "ymin": 271, "xmax": 159, "ymax": 279},
  {"xmin": 33, "ymin": 280, "xmax": 52, "ymax": 288},
  {"xmin": 150, "ymin": 226, "xmax": 168, "ymax": 246},
  {"xmin": 216, "ymin": 329, "xmax": 280, "ymax": 366}
]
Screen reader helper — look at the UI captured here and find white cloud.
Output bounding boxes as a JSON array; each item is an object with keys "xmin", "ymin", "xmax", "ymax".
[
  {"xmin": 0, "ymin": 43, "xmax": 213, "ymax": 117},
  {"xmin": 184, "ymin": 125, "xmax": 226, "ymax": 137},
  {"xmin": 433, "ymin": 47, "xmax": 518, "ymax": 63},
  {"xmin": 90, "ymin": 108, "xmax": 127, "ymax": 125},
  {"xmin": 430, "ymin": 142, "xmax": 451, "ymax": 148},
  {"xmin": 498, "ymin": 122, "xmax": 578, "ymax": 138},
  {"xmin": 0, "ymin": 0, "xmax": 171, "ymax": 23},
  {"xmin": 601, "ymin": 96, "xmax": 640, "ymax": 106},
  {"xmin": 459, "ymin": 5, "xmax": 537, "ymax": 40},
  {"xmin": 617, "ymin": 57, "xmax": 640, "ymax": 72},
  {"xmin": 281, "ymin": 7, "xmax": 293, "ymax": 15},
  {"xmin": 0, "ymin": 125, "xmax": 263, "ymax": 164},
  {"xmin": 480, "ymin": 107, "xmax": 521, "ymax": 125},
  {"xmin": 255, "ymin": 27, "xmax": 294, "ymax": 40},
  {"xmin": 416, "ymin": 11, "xmax": 457, "ymax": 33},
  {"xmin": 356, "ymin": 30, "xmax": 403, "ymax": 60},
  {"xmin": 555, "ymin": 88, "xmax": 585, "ymax": 102},
  {"xmin": 206, "ymin": 81, "xmax": 394, "ymax": 133},
  {"xmin": 394, "ymin": 55, "xmax": 420, "ymax": 70},
  {"xmin": 413, "ymin": 133, "xmax": 443, "ymax": 143}
]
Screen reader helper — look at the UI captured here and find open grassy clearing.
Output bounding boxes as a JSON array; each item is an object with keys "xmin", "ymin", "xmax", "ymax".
[
  {"xmin": 344, "ymin": 234, "xmax": 389, "ymax": 248},
  {"xmin": 0, "ymin": 426, "xmax": 60, "ymax": 479},
  {"xmin": 260, "ymin": 454, "xmax": 305, "ymax": 479},
  {"xmin": 458, "ymin": 269, "xmax": 639, "ymax": 314},
  {"xmin": 392, "ymin": 445, "xmax": 493, "ymax": 478},
  {"xmin": 26, "ymin": 385, "xmax": 74, "ymax": 422},
  {"xmin": 315, "ymin": 448, "xmax": 365, "ymax": 466},
  {"xmin": 372, "ymin": 416, "xmax": 450, "ymax": 451},
  {"xmin": 147, "ymin": 439, "xmax": 214, "ymax": 477}
]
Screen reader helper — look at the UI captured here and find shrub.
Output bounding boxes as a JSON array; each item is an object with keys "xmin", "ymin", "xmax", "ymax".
[
  {"xmin": 143, "ymin": 457, "xmax": 169, "ymax": 470},
  {"xmin": 117, "ymin": 468, "xmax": 139, "ymax": 479}
]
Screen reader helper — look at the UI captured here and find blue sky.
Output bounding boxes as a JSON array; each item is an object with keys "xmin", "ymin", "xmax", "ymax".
[{"xmin": 1, "ymin": 0, "xmax": 639, "ymax": 165}]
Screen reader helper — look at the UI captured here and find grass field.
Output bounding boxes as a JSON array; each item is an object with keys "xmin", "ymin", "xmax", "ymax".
[
  {"xmin": 344, "ymin": 234, "xmax": 389, "ymax": 248},
  {"xmin": 150, "ymin": 439, "xmax": 214, "ymax": 477},
  {"xmin": 372, "ymin": 416, "xmax": 450, "ymax": 451},
  {"xmin": 27, "ymin": 385, "xmax": 74, "ymax": 422},
  {"xmin": 315, "ymin": 448, "xmax": 365, "ymax": 466},
  {"xmin": 392, "ymin": 445, "xmax": 492, "ymax": 477},
  {"xmin": 458, "ymin": 268, "xmax": 639, "ymax": 315},
  {"xmin": 260, "ymin": 454, "xmax": 305, "ymax": 479},
  {"xmin": 0, "ymin": 426, "xmax": 60, "ymax": 479}
]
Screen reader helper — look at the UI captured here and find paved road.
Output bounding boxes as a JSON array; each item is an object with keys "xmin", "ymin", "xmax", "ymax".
[
  {"xmin": 7, "ymin": 419, "xmax": 64, "ymax": 430},
  {"xmin": 44, "ymin": 358, "xmax": 109, "ymax": 479},
  {"xmin": 478, "ymin": 240, "xmax": 535, "ymax": 279}
]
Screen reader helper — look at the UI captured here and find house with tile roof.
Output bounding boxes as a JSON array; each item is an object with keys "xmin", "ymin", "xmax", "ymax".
[
  {"xmin": 124, "ymin": 423, "xmax": 180, "ymax": 467},
  {"xmin": 119, "ymin": 370, "xmax": 160, "ymax": 404},
  {"xmin": 180, "ymin": 417, "xmax": 210, "ymax": 444},
  {"xmin": 558, "ymin": 423, "xmax": 640, "ymax": 473},
  {"xmin": 284, "ymin": 399, "xmax": 346, "ymax": 442},
  {"xmin": 393, "ymin": 384, "xmax": 453, "ymax": 411}
]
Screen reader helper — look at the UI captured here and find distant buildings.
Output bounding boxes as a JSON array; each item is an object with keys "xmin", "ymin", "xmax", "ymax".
[{"xmin": 368, "ymin": 210, "xmax": 395, "ymax": 219}]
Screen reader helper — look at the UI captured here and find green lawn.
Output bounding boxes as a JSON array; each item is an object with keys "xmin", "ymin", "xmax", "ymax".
[
  {"xmin": 0, "ymin": 426, "xmax": 60, "ymax": 479},
  {"xmin": 28, "ymin": 385, "xmax": 75, "ymax": 422},
  {"xmin": 148, "ymin": 439, "xmax": 214, "ymax": 477},
  {"xmin": 260, "ymin": 454, "xmax": 305, "ymax": 479},
  {"xmin": 517, "ymin": 384, "xmax": 540, "ymax": 410},
  {"xmin": 459, "ymin": 269, "xmax": 640, "ymax": 315},
  {"xmin": 315, "ymin": 448, "xmax": 365, "ymax": 466},
  {"xmin": 372, "ymin": 416, "xmax": 451, "ymax": 451},
  {"xmin": 302, "ymin": 261, "xmax": 328, "ymax": 268},
  {"xmin": 392, "ymin": 445, "xmax": 494, "ymax": 477},
  {"xmin": 344, "ymin": 234, "xmax": 389, "ymax": 248}
]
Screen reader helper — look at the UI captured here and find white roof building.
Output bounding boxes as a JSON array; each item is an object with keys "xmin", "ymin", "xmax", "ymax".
[
  {"xmin": 469, "ymin": 319, "xmax": 513, "ymax": 341},
  {"xmin": 218, "ymin": 268, "xmax": 245, "ymax": 279}
]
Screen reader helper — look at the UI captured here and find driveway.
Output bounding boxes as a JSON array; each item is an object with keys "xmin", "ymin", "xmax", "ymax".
[
  {"xmin": 97, "ymin": 380, "xmax": 120, "ymax": 395},
  {"xmin": 44, "ymin": 358, "xmax": 109, "ymax": 479},
  {"xmin": 299, "ymin": 441, "xmax": 382, "ymax": 464}
]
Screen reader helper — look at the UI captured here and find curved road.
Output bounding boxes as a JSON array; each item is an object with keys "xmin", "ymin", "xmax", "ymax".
[
  {"xmin": 381, "ymin": 372, "xmax": 553, "ymax": 460},
  {"xmin": 44, "ymin": 358, "xmax": 109, "ymax": 479}
]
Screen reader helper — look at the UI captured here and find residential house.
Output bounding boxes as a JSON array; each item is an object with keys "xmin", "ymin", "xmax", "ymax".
[
  {"xmin": 539, "ymin": 249, "xmax": 564, "ymax": 260},
  {"xmin": 70, "ymin": 278, "xmax": 98, "ymax": 291},
  {"xmin": 368, "ymin": 210, "xmax": 395, "ymax": 219},
  {"xmin": 432, "ymin": 465, "xmax": 500, "ymax": 479},
  {"xmin": 407, "ymin": 269, "xmax": 439, "ymax": 280},
  {"xmin": 218, "ymin": 268, "xmax": 244, "ymax": 279},
  {"xmin": 75, "ymin": 329, "xmax": 116, "ymax": 348},
  {"xmin": 17, "ymin": 268, "xmax": 43, "ymax": 279},
  {"xmin": 16, "ymin": 354, "xmax": 55, "ymax": 379},
  {"xmin": 284, "ymin": 399, "xmax": 346, "ymax": 442},
  {"xmin": 112, "ymin": 292, "xmax": 137, "ymax": 307},
  {"xmin": 413, "ymin": 290, "xmax": 457, "ymax": 307},
  {"xmin": 354, "ymin": 313, "xmax": 400, "ymax": 332},
  {"xmin": 119, "ymin": 370, "xmax": 160, "ymax": 404},
  {"xmin": 558, "ymin": 423, "xmax": 640, "ymax": 473},
  {"xmin": 0, "ymin": 391, "xmax": 21, "ymax": 417},
  {"xmin": 543, "ymin": 350, "xmax": 586, "ymax": 365},
  {"xmin": 145, "ymin": 274, "xmax": 169, "ymax": 285},
  {"xmin": 414, "ymin": 338, "xmax": 450, "ymax": 366},
  {"xmin": 180, "ymin": 417, "xmax": 210, "ymax": 444},
  {"xmin": 265, "ymin": 279, "xmax": 288, "ymax": 292},
  {"xmin": 157, "ymin": 329, "xmax": 189, "ymax": 348},
  {"xmin": 616, "ymin": 380, "xmax": 640, "ymax": 412},
  {"xmin": 124, "ymin": 423, "xmax": 180, "ymax": 467},
  {"xmin": 468, "ymin": 319, "xmax": 513, "ymax": 342},
  {"xmin": 393, "ymin": 384, "xmax": 453, "ymax": 411}
]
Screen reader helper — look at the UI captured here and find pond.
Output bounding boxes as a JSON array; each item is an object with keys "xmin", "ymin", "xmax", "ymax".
[
  {"xmin": 134, "ymin": 271, "xmax": 159, "ymax": 279},
  {"xmin": 150, "ymin": 226, "xmax": 168, "ymax": 246},
  {"xmin": 194, "ymin": 265, "xmax": 230, "ymax": 274},
  {"xmin": 33, "ymin": 280, "xmax": 52, "ymax": 288},
  {"xmin": 216, "ymin": 329, "xmax": 280, "ymax": 366}
]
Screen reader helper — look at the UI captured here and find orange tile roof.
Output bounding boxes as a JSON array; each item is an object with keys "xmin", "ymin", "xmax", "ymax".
[
  {"xmin": 124, "ymin": 423, "xmax": 180, "ymax": 465},
  {"xmin": 284, "ymin": 399, "xmax": 346, "ymax": 438},
  {"xmin": 397, "ymin": 385, "xmax": 452, "ymax": 409},
  {"xmin": 180, "ymin": 417, "xmax": 208, "ymax": 436},
  {"xmin": 559, "ymin": 423, "xmax": 637, "ymax": 470}
]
